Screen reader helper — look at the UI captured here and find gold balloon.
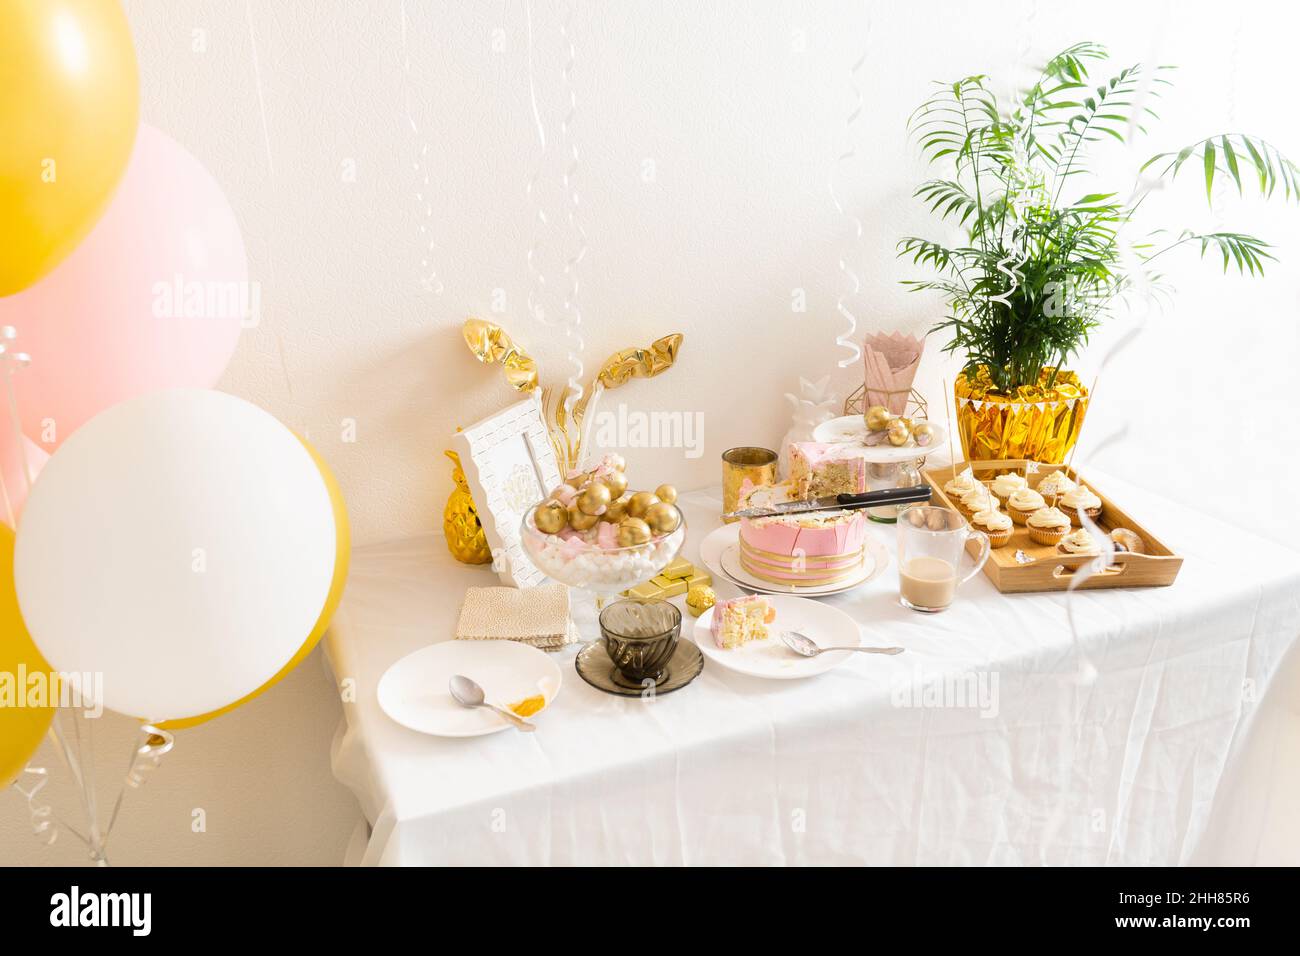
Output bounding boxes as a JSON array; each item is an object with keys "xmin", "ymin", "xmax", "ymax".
[
  {"xmin": 644, "ymin": 501, "xmax": 681, "ymax": 535},
  {"xmin": 864, "ymin": 405, "xmax": 892, "ymax": 432},
  {"xmin": 578, "ymin": 481, "xmax": 612, "ymax": 516},
  {"xmin": 617, "ymin": 517, "xmax": 653, "ymax": 547},
  {"xmin": 604, "ymin": 470, "xmax": 629, "ymax": 497},
  {"xmin": 534, "ymin": 501, "xmax": 568, "ymax": 534},
  {"xmin": 0, "ymin": 0, "xmax": 140, "ymax": 296},
  {"xmin": 654, "ymin": 484, "xmax": 678, "ymax": 505},
  {"xmin": 887, "ymin": 418, "xmax": 912, "ymax": 447},
  {"xmin": 627, "ymin": 491, "xmax": 659, "ymax": 518},
  {"xmin": 685, "ymin": 584, "xmax": 716, "ymax": 617},
  {"xmin": 568, "ymin": 504, "xmax": 599, "ymax": 531},
  {"xmin": 912, "ymin": 422, "xmax": 936, "ymax": 447}
]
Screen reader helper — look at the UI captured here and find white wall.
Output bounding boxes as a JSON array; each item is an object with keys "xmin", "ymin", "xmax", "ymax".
[{"xmin": 5, "ymin": 0, "xmax": 1298, "ymax": 865}]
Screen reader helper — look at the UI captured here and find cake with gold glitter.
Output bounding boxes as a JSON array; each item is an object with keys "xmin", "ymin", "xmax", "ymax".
[
  {"xmin": 787, "ymin": 441, "xmax": 872, "ymax": 499},
  {"xmin": 738, "ymin": 509, "xmax": 868, "ymax": 586}
]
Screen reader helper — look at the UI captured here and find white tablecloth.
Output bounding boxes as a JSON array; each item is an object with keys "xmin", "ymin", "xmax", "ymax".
[{"xmin": 325, "ymin": 477, "xmax": 1300, "ymax": 865}]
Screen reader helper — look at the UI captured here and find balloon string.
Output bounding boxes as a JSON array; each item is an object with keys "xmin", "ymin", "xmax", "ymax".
[
  {"xmin": 0, "ymin": 325, "xmax": 33, "ymax": 528},
  {"xmin": 827, "ymin": 51, "xmax": 868, "ymax": 370},
  {"xmin": 9, "ymin": 765, "xmax": 64, "ymax": 847},
  {"xmin": 243, "ymin": 0, "xmax": 276, "ymax": 179},
  {"xmin": 104, "ymin": 724, "xmax": 174, "ymax": 847},
  {"xmin": 398, "ymin": 1, "xmax": 444, "ymax": 294},
  {"xmin": 557, "ymin": 3, "xmax": 587, "ymax": 420}
]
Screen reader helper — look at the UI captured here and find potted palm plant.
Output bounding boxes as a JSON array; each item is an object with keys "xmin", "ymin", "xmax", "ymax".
[{"xmin": 901, "ymin": 42, "xmax": 1299, "ymax": 462}]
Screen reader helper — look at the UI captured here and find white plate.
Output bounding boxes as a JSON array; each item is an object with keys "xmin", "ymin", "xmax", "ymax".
[
  {"xmin": 812, "ymin": 415, "xmax": 946, "ymax": 463},
  {"xmin": 698, "ymin": 522, "xmax": 889, "ymax": 597},
  {"xmin": 693, "ymin": 595, "xmax": 865, "ymax": 679},
  {"xmin": 377, "ymin": 640, "xmax": 562, "ymax": 738}
]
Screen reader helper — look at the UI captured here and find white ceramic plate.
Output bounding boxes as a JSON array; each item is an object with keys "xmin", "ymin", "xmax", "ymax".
[
  {"xmin": 698, "ymin": 523, "xmax": 889, "ymax": 597},
  {"xmin": 693, "ymin": 595, "xmax": 865, "ymax": 679},
  {"xmin": 377, "ymin": 640, "xmax": 562, "ymax": 738},
  {"xmin": 811, "ymin": 415, "xmax": 946, "ymax": 463}
]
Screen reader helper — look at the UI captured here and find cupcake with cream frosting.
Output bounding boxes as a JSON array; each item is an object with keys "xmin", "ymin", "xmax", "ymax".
[
  {"xmin": 1026, "ymin": 506, "xmax": 1071, "ymax": 546},
  {"xmin": 1035, "ymin": 470, "xmax": 1076, "ymax": 501},
  {"xmin": 971, "ymin": 504, "xmax": 1013, "ymax": 548},
  {"xmin": 1059, "ymin": 485, "xmax": 1103, "ymax": 527},
  {"xmin": 943, "ymin": 466, "xmax": 978, "ymax": 499},
  {"xmin": 989, "ymin": 473, "xmax": 1027, "ymax": 501},
  {"xmin": 1058, "ymin": 527, "xmax": 1099, "ymax": 555},
  {"xmin": 1007, "ymin": 487, "xmax": 1046, "ymax": 525},
  {"xmin": 960, "ymin": 483, "xmax": 995, "ymax": 514}
]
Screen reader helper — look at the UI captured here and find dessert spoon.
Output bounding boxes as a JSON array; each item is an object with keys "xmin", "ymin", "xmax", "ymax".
[
  {"xmin": 449, "ymin": 674, "xmax": 536, "ymax": 732},
  {"xmin": 781, "ymin": 631, "xmax": 904, "ymax": 658}
]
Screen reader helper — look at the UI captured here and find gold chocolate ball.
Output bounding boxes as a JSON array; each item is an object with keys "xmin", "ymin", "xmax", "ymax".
[
  {"xmin": 604, "ymin": 494, "xmax": 631, "ymax": 523},
  {"xmin": 578, "ymin": 481, "xmax": 612, "ymax": 515},
  {"xmin": 568, "ymin": 504, "xmax": 599, "ymax": 531},
  {"xmin": 626, "ymin": 491, "xmax": 659, "ymax": 518},
  {"xmin": 865, "ymin": 405, "xmax": 892, "ymax": 432},
  {"xmin": 604, "ymin": 470, "xmax": 629, "ymax": 498},
  {"xmin": 886, "ymin": 418, "xmax": 913, "ymax": 447},
  {"xmin": 616, "ymin": 517, "xmax": 653, "ymax": 547},
  {"xmin": 685, "ymin": 584, "xmax": 716, "ymax": 617},
  {"xmin": 654, "ymin": 484, "xmax": 678, "ymax": 505},
  {"xmin": 644, "ymin": 501, "xmax": 682, "ymax": 535},
  {"xmin": 534, "ymin": 501, "xmax": 568, "ymax": 534},
  {"xmin": 912, "ymin": 422, "xmax": 936, "ymax": 447}
]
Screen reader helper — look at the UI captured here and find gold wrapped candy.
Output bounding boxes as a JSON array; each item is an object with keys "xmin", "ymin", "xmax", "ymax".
[{"xmin": 955, "ymin": 367, "xmax": 1089, "ymax": 464}]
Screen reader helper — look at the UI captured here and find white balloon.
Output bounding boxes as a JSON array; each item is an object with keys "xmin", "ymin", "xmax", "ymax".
[{"xmin": 15, "ymin": 389, "xmax": 339, "ymax": 720}]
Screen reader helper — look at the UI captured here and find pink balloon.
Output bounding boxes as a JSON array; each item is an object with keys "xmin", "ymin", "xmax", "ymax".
[
  {"xmin": 0, "ymin": 432, "xmax": 48, "ymax": 528},
  {"xmin": 1, "ymin": 124, "xmax": 246, "ymax": 447}
]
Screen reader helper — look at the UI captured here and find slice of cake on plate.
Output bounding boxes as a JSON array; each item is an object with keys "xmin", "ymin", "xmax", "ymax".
[
  {"xmin": 710, "ymin": 595, "xmax": 775, "ymax": 649},
  {"xmin": 739, "ymin": 509, "xmax": 868, "ymax": 587},
  {"xmin": 788, "ymin": 441, "xmax": 872, "ymax": 499}
]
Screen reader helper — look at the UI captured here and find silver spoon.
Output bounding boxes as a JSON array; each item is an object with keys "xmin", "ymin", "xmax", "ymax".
[
  {"xmin": 448, "ymin": 674, "xmax": 536, "ymax": 733},
  {"xmin": 781, "ymin": 631, "xmax": 905, "ymax": 658}
]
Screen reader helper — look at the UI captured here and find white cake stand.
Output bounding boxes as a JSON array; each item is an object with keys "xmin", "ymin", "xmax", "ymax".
[{"xmin": 810, "ymin": 416, "xmax": 948, "ymax": 522}]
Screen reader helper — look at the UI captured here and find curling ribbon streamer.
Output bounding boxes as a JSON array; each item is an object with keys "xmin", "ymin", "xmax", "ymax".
[
  {"xmin": 104, "ymin": 724, "xmax": 175, "ymax": 845},
  {"xmin": 827, "ymin": 51, "xmax": 868, "ymax": 370},
  {"xmin": 399, "ymin": 1, "xmax": 443, "ymax": 293},
  {"xmin": 523, "ymin": 0, "xmax": 557, "ymax": 332},
  {"xmin": 11, "ymin": 765, "xmax": 59, "ymax": 846},
  {"xmin": 556, "ymin": 3, "xmax": 587, "ymax": 419}
]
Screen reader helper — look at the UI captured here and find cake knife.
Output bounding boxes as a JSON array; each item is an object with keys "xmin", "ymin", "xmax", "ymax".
[{"xmin": 723, "ymin": 485, "xmax": 932, "ymax": 520}]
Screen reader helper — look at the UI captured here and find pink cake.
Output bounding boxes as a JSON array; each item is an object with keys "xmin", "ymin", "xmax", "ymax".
[
  {"xmin": 738, "ymin": 510, "xmax": 868, "ymax": 586},
  {"xmin": 788, "ymin": 442, "xmax": 872, "ymax": 499}
]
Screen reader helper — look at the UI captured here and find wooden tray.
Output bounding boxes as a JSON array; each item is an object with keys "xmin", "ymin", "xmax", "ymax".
[{"xmin": 924, "ymin": 459, "xmax": 1183, "ymax": 594}]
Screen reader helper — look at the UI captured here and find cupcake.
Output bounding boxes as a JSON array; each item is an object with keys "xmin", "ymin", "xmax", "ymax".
[
  {"xmin": 1026, "ymin": 506, "xmax": 1071, "ymax": 546},
  {"xmin": 972, "ymin": 504, "xmax": 1013, "ymax": 548},
  {"xmin": 960, "ymin": 483, "xmax": 995, "ymax": 515},
  {"xmin": 943, "ymin": 466, "xmax": 978, "ymax": 499},
  {"xmin": 1058, "ymin": 527, "xmax": 1099, "ymax": 555},
  {"xmin": 1035, "ymin": 470, "xmax": 1076, "ymax": 500},
  {"xmin": 1059, "ymin": 485, "xmax": 1103, "ymax": 527},
  {"xmin": 1006, "ymin": 487, "xmax": 1046, "ymax": 525},
  {"xmin": 989, "ymin": 472, "xmax": 1027, "ymax": 501}
]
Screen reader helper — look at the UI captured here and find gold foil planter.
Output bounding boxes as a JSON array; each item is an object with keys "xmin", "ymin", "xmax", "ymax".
[{"xmin": 954, "ymin": 368, "xmax": 1089, "ymax": 465}]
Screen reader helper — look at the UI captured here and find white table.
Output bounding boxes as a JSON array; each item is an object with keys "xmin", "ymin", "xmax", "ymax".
[{"xmin": 326, "ymin": 478, "xmax": 1300, "ymax": 865}]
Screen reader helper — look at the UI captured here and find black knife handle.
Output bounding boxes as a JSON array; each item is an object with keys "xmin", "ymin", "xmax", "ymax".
[{"xmin": 835, "ymin": 486, "xmax": 932, "ymax": 508}]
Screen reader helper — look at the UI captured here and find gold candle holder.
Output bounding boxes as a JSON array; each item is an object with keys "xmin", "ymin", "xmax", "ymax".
[{"xmin": 721, "ymin": 447, "xmax": 778, "ymax": 523}]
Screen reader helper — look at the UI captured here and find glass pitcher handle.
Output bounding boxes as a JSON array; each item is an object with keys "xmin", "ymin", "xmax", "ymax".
[{"xmin": 961, "ymin": 529, "xmax": 991, "ymax": 585}]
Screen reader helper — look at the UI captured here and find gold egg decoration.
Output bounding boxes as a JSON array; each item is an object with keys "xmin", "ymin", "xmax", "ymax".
[
  {"xmin": 578, "ymin": 481, "xmax": 612, "ymax": 515},
  {"xmin": 886, "ymin": 417, "xmax": 913, "ymax": 447},
  {"xmin": 604, "ymin": 494, "xmax": 631, "ymax": 523},
  {"xmin": 604, "ymin": 470, "xmax": 629, "ymax": 497},
  {"xmin": 534, "ymin": 501, "xmax": 568, "ymax": 534},
  {"xmin": 644, "ymin": 501, "xmax": 682, "ymax": 535},
  {"xmin": 685, "ymin": 584, "xmax": 716, "ymax": 617},
  {"xmin": 568, "ymin": 504, "xmax": 599, "ymax": 531},
  {"xmin": 626, "ymin": 491, "xmax": 659, "ymax": 518},
  {"xmin": 912, "ymin": 422, "xmax": 936, "ymax": 447},
  {"xmin": 654, "ymin": 483, "xmax": 678, "ymax": 505},
  {"xmin": 617, "ymin": 517, "xmax": 653, "ymax": 547},
  {"xmin": 864, "ymin": 405, "xmax": 893, "ymax": 432}
]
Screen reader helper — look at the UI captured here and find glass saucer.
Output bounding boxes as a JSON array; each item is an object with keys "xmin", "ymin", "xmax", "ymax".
[{"xmin": 574, "ymin": 639, "xmax": 704, "ymax": 697}]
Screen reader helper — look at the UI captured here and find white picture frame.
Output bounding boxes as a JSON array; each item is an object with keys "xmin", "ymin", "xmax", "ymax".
[{"xmin": 452, "ymin": 395, "xmax": 563, "ymax": 588}]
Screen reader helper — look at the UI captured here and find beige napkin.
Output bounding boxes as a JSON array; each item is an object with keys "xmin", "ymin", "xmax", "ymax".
[{"xmin": 455, "ymin": 583, "xmax": 581, "ymax": 651}]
